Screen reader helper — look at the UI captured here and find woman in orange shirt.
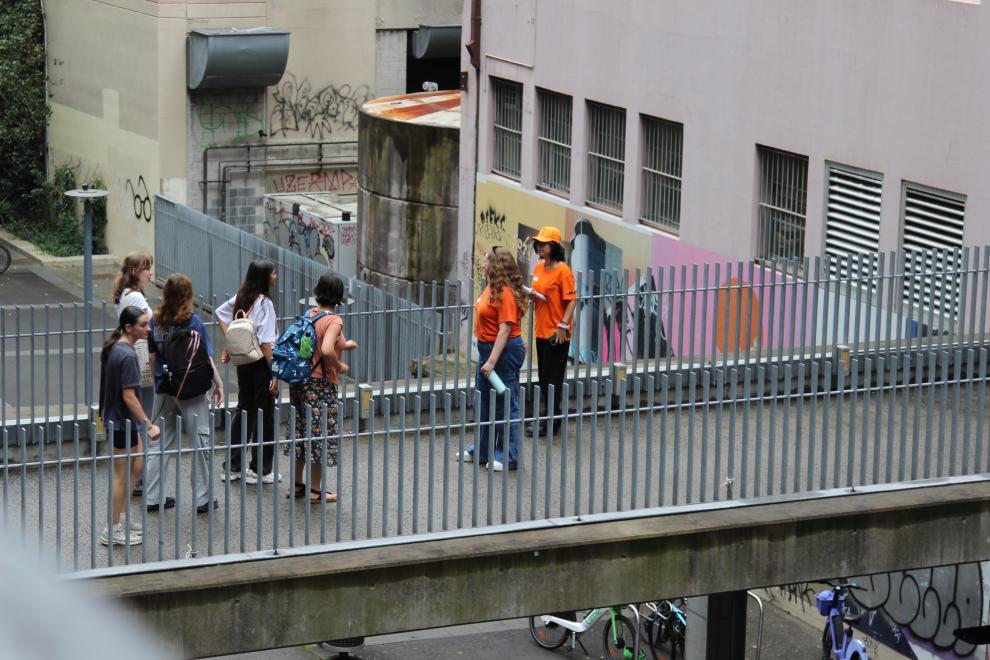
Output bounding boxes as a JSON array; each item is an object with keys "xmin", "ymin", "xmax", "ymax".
[
  {"xmin": 461, "ymin": 246, "xmax": 528, "ymax": 471},
  {"xmin": 527, "ymin": 226, "xmax": 577, "ymax": 437}
]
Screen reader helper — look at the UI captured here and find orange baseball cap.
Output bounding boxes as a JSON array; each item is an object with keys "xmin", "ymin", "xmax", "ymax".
[{"xmin": 533, "ymin": 226, "xmax": 562, "ymax": 243}]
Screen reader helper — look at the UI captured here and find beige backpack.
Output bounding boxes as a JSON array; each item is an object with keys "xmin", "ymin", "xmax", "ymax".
[{"xmin": 225, "ymin": 305, "xmax": 263, "ymax": 366}]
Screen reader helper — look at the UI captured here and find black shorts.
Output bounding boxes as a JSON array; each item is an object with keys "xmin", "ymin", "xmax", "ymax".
[{"xmin": 112, "ymin": 427, "xmax": 140, "ymax": 450}]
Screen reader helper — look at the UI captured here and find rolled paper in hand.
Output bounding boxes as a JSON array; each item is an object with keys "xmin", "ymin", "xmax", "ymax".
[
  {"xmin": 487, "ymin": 370, "xmax": 507, "ymax": 394},
  {"xmin": 523, "ymin": 285, "xmax": 547, "ymax": 302}
]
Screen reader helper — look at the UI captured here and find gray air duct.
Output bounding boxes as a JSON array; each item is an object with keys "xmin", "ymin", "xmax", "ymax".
[
  {"xmin": 411, "ymin": 25, "xmax": 461, "ymax": 60},
  {"xmin": 187, "ymin": 27, "xmax": 290, "ymax": 90}
]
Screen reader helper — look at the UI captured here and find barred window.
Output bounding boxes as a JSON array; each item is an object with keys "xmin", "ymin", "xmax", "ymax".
[
  {"xmin": 492, "ymin": 78, "xmax": 523, "ymax": 179},
  {"xmin": 640, "ymin": 115, "xmax": 683, "ymax": 233},
  {"xmin": 757, "ymin": 146, "xmax": 808, "ymax": 262},
  {"xmin": 586, "ymin": 101, "xmax": 626, "ymax": 212},
  {"xmin": 537, "ymin": 89, "xmax": 572, "ymax": 195}
]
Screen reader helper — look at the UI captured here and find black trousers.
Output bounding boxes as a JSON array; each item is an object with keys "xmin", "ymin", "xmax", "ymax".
[
  {"xmin": 229, "ymin": 359, "xmax": 275, "ymax": 474},
  {"xmin": 535, "ymin": 337, "xmax": 570, "ymax": 429}
]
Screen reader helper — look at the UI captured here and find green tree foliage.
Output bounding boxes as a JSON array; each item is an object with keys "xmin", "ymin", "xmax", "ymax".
[
  {"xmin": 0, "ymin": 0, "xmax": 49, "ymax": 206},
  {"xmin": 0, "ymin": 2, "xmax": 107, "ymax": 256}
]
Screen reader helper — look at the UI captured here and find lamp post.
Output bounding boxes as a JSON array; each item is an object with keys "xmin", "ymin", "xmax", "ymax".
[{"xmin": 65, "ymin": 185, "xmax": 108, "ymax": 408}]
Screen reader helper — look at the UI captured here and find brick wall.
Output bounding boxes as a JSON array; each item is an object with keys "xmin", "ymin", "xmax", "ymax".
[{"xmin": 375, "ymin": 29, "xmax": 408, "ymax": 98}]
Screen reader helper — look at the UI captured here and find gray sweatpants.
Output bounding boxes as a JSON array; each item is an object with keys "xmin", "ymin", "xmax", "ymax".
[{"xmin": 144, "ymin": 393, "xmax": 212, "ymax": 507}]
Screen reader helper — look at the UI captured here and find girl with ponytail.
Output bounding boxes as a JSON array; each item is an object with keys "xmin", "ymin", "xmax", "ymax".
[{"xmin": 98, "ymin": 306, "xmax": 161, "ymax": 547}]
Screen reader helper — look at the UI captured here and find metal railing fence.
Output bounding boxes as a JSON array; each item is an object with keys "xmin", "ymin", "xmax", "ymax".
[{"xmin": 1, "ymin": 342, "xmax": 987, "ymax": 572}]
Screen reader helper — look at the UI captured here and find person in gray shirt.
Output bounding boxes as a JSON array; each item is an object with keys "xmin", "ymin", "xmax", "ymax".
[{"xmin": 98, "ymin": 306, "xmax": 161, "ymax": 546}]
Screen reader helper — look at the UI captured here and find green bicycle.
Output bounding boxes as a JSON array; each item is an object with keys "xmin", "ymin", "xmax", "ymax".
[{"xmin": 529, "ymin": 604, "xmax": 643, "ymax": 658}]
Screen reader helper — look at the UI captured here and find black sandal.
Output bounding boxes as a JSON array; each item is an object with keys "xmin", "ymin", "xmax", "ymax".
[
  {"xmin": 285, "ymin": 483, "xmax": 306, "ymax": 499},
  {"xmin": 310, "ymin": 489, "xmax": 337, "ymax": 503}
]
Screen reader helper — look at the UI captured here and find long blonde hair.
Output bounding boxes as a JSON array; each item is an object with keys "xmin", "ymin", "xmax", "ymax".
[
  {"xmin": 112, "ymin": 252, "xmax": 153, "ymax": 304},
  {"xmin": 487, "ymin": 247, "xmax": 527, "ymax": 317}
]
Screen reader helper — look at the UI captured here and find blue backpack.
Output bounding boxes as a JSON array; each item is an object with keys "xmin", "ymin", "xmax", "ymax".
[{"xmin": 271, "ymin": 310, "xmax": 334, "ymax": 385}]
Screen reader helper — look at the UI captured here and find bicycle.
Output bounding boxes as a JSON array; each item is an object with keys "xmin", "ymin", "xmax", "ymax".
[
  {"xmin": 816, "ymin": 582, "xmax": 869, "ymax": 660},
  {"xmin": 640, "ymin": 599, "xmax": 687, "ymax": 660},
  {"xmin": 0, "ymin": 244, "xmax": 10, "ymax": 275},
  {"xmin": 529, "ymin": 605, "xmax": 644, "ymax": 659}
]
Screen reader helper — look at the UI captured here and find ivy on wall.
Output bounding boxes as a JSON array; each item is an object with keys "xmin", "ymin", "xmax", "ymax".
[{"xmin": 0, "ymin": 0, "xmax": 107, "ymax": 256}]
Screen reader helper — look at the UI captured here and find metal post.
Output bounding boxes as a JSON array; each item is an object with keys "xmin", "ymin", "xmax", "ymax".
[{"xmin": 65, "ymin": 186, "xmax": 108, "ymax": 408}]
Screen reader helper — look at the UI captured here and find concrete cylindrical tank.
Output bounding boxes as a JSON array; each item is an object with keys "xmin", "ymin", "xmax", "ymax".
[{"xmin": 358, "ymin": 91, "xmax": 460, "ymax": 297}]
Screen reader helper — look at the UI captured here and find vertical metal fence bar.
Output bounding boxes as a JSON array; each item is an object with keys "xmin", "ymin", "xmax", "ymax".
[
  {"xmin": 685, "ymin": 371, "xmax": 696, "ymax": 504},
  {"xmin": 427, "ymin": 394, "xmax": 437, "ymax": 532},
  {"xmin": 398, "ymin": 397, "xmax": 407, "ymax": 535},
  {"xmin": 847, "ymin": 359, "xmax": 858, "ymax": 487},
  {"xmin": 701, "ymin": 371, "xmax": 711, "ymax": 503}
]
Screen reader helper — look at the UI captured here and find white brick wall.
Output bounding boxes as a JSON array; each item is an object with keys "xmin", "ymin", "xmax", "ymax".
[{"xmin": 375, "ymin": 29, "xmax": 408, "ymax": 98}]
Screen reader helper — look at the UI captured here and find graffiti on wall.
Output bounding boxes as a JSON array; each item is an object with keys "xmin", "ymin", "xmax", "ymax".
[
  {"xmin": 195, "ymin": 99, "xmax": 266, "ymax": 149},
  {"xmin": 848, "ymin": 564, "xmax": 989, "ymax": 658},
  {"xmin": 125, "ymin": 176, "xmax": 152, "ymax": 222},
  {"xmin": 270, "ymin": 74, "xmax": 371, "ymax": 139},
  {"xmin": 269, "ymin": 169, "xmax": 358, "ymax": 194},
  {"xmin": 472, "ymin": 179, "xmax": 812, "ymax": 367},
  {"xmin": 262, "ymin": 198, "xmax": 357, "ymax": 270}
]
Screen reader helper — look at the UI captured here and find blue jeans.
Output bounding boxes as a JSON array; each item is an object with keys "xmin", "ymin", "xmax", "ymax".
[{"xmin": 470, "ymin": 336, "xmax": 525, "ymax": 466}]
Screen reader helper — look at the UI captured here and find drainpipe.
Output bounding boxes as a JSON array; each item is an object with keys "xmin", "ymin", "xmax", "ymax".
[
  {"xmin": 40, "ymin": 0, "xmax": 49, "ymax": 180},
  {"xmin": 466, "ymin": 0, "xmax": 481, "ymax": 287}
]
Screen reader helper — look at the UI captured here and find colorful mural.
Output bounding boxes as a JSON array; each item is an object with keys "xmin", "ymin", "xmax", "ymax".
[{"xmin": 473, "ymin": 178, "xmax": 814, "ymax": 365}]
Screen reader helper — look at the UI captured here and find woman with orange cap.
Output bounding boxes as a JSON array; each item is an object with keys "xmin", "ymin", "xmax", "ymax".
[{"xmin": 527, "ymin": 226, "xmax": 577, "ymax": 437}]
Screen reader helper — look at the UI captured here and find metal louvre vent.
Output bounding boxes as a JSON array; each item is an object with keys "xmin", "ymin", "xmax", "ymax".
[
  {"xmin": 901, "ymin": 182, "xmax": 966, "ymax": 320},
  {"xmin": 492, "ymin": 77, "xmax": 523, "ymax": 179},
  {"xmin": 824, "ymin": 163, "xmax": 882, "ymax": 280}
]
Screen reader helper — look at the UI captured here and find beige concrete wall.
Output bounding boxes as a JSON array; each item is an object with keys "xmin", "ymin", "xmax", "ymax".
[
  {"xmin": 47, "ymin": 0, "xmax": 161, "ymax": 256},
  {"xmin": 266, "ymin": 1, "xmax": 376, "ymax": 142},
  {"xmin": 376, "ymin": 0, "xmax": 462, "ymax": 29}
]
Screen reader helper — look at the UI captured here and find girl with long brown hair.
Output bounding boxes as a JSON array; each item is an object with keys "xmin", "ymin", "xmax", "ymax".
[
  {"xmin": 145, "ymin": 274, "xmax": 223, "ymax": 513},
  {"xmin": 461, "ymin": 246, "xmax": 527, "ymax": 471}
]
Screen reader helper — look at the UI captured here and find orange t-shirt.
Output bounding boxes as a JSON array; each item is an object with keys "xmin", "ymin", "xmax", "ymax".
[
  {"xmin": 474, "ymin": 285, "xmax": 522, "ymax": 342},
  {"xmin": 308, "ymin": 310, "xmax": 346, "ymax": 384},
  {"xmin": 531, "ymin": 261, "xmax": 577, "ymax": 339}
]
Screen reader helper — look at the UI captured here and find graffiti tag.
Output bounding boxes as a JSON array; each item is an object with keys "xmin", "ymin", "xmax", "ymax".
[
  {"xmin": 270, "ymin": 74, "xmax": 371, "ymax": 139},
  {"xmin": 125, "ymin": 176, "xmax": 152, "ymax": 222}
]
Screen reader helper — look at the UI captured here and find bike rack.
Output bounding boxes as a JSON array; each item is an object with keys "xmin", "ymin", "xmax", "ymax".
[
  {"xmin": 746, "ymin": 590, "xmax": 764, "ymax": 660},
  {"xmin": 627, "ymin": 603, "xmax": 641, "ymax": 659}
]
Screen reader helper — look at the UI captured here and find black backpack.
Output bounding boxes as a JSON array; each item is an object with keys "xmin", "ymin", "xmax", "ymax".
[{"xmin": 159, "ymin": 326, "xmax": 213, "ymax": 400}]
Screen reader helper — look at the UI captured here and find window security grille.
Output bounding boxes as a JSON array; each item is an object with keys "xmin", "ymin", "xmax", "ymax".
[
  {"xmin": 757, "ymin": 146, "xmax": 808, "ymax": 263},
  {"xmin": 640, "ymin": 115, "xmax": 683, "ymax": 233},
  {"xmin": 587, "ymin": 101, "xmax": 626, "ymax": 212},
  {"xmin": 537, "ymin": 89, "xmax": 573, "ymax": 195},
  {"xmin": 824, "ymin": 163, "xmax": 883, "ymax": 280},
  {"xmin": 492, "ymin": 78, "xmax": 523, "ymax": 179},
  {"xmin": 901, "ymin": 182, "xmax": 966, "ymax": 320}
]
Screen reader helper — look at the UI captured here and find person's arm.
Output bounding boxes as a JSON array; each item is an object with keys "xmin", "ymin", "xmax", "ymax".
[
  {"xmin": 122, "ymin": 387, "xmax": 160, "ymax": 439},
  {"xmin": 209, "ymin": 358, "xmax": 224, "ymax": 406},
  {"xmin": 553, "ymin": 299, "xmax": 578, "ymax": 344},
  {"xmin": 481, "ymin": 323, "xmax": 512, "ymax": 377},
  {"xmin": 320, "ymin": 323, "xmax": 349, "ymax": 374}
]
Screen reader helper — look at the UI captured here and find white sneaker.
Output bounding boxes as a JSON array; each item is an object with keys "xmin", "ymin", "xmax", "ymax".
[
  {"xmin": 99, "ymin": 522, "xmax": 143, "ymax": 546},
  {"xmin": 261, "ymin": 471, "xmax": 281, "ymax": 484},
  {"xmin": 460, "ymin": 450, "xmax": 474, "ymax": 463},
  {"xmin": 220, "ymin": 470, "xmax": 241, "ymax": 482},
  {"xmin": 125, "ymin": 518, "xmax": 143, "ymax": 535},
  {"xmin": 490, "ymin": 460, "xmax": 504, "ymax": 472},
  {"xmin": 244, "ymin": 469, "xmax": 259, "ymax": 485}
]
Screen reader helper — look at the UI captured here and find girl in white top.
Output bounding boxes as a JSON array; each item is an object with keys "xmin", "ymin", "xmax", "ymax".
[
  {"xmin": 112, "ymin": 252, "xmax": 155, "ymax": 497},
  {"xmin": 215, "ymin": 260, "xmax": 280, "ymax": 484}
]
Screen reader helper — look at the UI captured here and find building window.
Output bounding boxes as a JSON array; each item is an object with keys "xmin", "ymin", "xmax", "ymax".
[
  {"xmin": 492, "ymin": 77, "xmax": 523, "ymax": 179},
  {"xmin": 640, "ymin": 115, "xmax": 683, "ymax": 233},
  {"xmin": 536, "ymin": 89, "xmax": 572, "ymax": 195},
  {"xmin": 586, "ymin": 101, "xmax": 626, "ymax": 212},
  {"xmin": 757, "ymin": 146, "xmax": 809, "ymax": 262},
  {"xmin": 901, "ymin": 182, "xmax": 966, "ymax": 319},
  {"xmin": 824, "ymin": 162, "xmax": 883, "ymax": 279}
]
